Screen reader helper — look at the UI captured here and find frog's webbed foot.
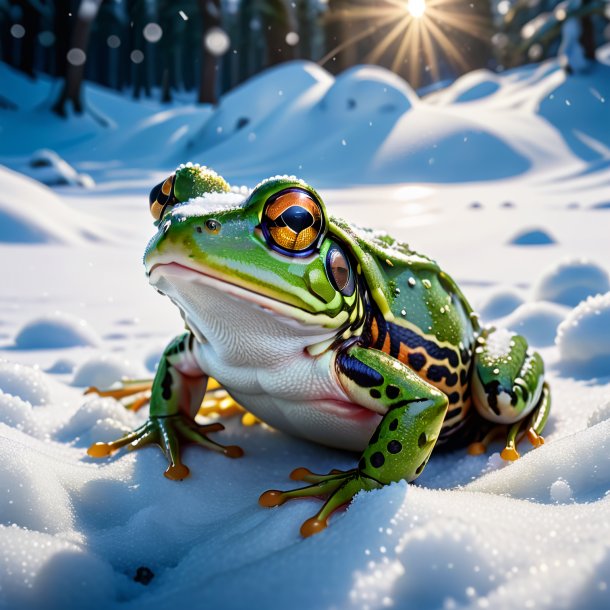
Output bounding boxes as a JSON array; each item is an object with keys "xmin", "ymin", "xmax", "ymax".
[
  {"xmin": 468, "ymin": 382, "xmax": 550, "ymax": 461},
  {"xmin": 87, "ymin": 415, "xmax": 243, "ymax": 480},
  {"xmin": 259, "ymin": 468, "xmax": 380, "ymax": 537}
]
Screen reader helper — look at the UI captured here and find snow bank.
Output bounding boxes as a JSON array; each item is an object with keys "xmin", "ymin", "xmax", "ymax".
[
  {"xmin": 501, "ymin": 301, "xmax": 568, "ymax": 347},
  {"xmin": 477, "ymin": 287, "xmax": 525, "ymax": 320},
  {"xmin": 0, "ymin": 166, "xmax": 105, "ymax": 244},
  {"xmin": 0, "ymin": 360, "xmax": 51, "ymax": 405},
  {"xmin": 534, "ymin": 258, "xmax": 610, "ymax": 306},
  {"xmin": 25, "ymin": 149, "xmax": 95, "ymax": 188},
  {"xmin": 72, "ymin": 354, "xmax": 145, "ymax": 388},
  {"xmin": 14, "ymin": 312, "xmax": 100, "ymax": 349},
  {"xmin": 556, "ymin": 292, "xmax": 610, "ymax": 376}
]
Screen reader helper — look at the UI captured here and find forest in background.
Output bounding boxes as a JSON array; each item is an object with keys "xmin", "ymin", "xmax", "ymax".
[{"xmin": 1, "ymin": 0, "xmax": 609, "ymax": 115}]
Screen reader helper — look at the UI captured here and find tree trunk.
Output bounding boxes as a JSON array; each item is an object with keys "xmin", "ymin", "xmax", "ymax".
[
  {"xmin": 53, "ymin": 0, "xmax": 105, "ymax": 117},
  {"xmin": 261, "ymin": 0, "xmax": 295, "ymax": 67},
  {"xmin": 579, "ymin": 5, "xmax": 597, "ymax": 61},
  {"xmin": 198, "ymin": 0, "xmax": 221, "ymax": 105},
  {"xmin": 53, "ymin": 0, "xmax": 74, "ymax": 78},
  {"xmin": 18, "ymin": 0, "xmax": 40, "ymax": 78}
]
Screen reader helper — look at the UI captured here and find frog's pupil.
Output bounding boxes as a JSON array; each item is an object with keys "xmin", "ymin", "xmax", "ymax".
[{"xmin": 279, "ymin": 206, "xmax": 314, "ymax": 233}]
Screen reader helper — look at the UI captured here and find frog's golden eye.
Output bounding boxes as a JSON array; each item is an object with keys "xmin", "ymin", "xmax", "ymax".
[
  {"xmin": 261, "ymin": 188, "xmax": 325, "ymax": 256},
  {"xmin": 149, "ymin": 174, "xmax": 178, "ymax": 221},
  {"xmin": 326, "ymin": 242, "xmax": 355, "ymax": 297}
]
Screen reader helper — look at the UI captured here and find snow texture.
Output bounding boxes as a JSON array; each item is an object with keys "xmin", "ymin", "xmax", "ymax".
[
  {"xmin": 501, "ymin": 301, "xmax": 568, "ymax": 347},
  {"xmin": 477, "ymin": 287, "xmax": 525, "ymax": 321},
  {"xmin": 1, "ymin": 52, "xmax": 610, "ymax": 610},
  {"xmin": 556, "ymin": 291, "xmax": 610, "ymax": 376},
  {"xmin": 534, "ymin": 258, "xmax": 610, "ymax": 307}
]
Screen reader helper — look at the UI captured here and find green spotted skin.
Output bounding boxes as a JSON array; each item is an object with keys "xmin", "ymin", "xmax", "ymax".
[
  {"xmin": 472, "ymin": 331, "xmax": 545, "ymax": 424},
  {"xmin": 338, "ymin": 345, "xmax": 448, "ymax": 484}
]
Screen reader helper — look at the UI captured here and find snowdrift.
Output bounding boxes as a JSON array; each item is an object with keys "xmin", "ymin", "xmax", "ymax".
[
  {"xmin": 1, "ymin": 56, "xmax": 609, "ymax": 187},
  {"xmin": 0, "ymin": 165, "xmax": 106, "ymax": 244}
]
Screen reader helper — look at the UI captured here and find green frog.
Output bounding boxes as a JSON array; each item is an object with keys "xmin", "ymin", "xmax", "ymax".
[{"xmin": 88, "ymin": 164, "xmax": 550, "ymax": 537}]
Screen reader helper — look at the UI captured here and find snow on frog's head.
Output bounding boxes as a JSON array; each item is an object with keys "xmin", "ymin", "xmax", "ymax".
[{"xmin": 144, "ymin": 176, "xmax": 365, "ymax": 339}]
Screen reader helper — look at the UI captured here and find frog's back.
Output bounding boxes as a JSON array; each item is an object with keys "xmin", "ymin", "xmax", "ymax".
[{"xmin": 331, "ymin": 217, "xmax": 480, "ymax": 446}]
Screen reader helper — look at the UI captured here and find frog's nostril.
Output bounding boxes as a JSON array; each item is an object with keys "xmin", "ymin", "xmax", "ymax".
[{"xmin": 195, "ymin": 226, "xmax": 203, "ymax": 234}]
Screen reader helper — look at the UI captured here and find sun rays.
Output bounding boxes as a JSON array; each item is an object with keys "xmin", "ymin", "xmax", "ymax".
[{"xmin": 321, "ymin": 0, "xmax": 491, "ymax": 87}]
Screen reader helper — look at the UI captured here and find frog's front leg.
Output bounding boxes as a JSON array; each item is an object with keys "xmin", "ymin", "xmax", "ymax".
[
  {"xmin": 469, "ymin": 328, "xmax": 551, "ymax": 460},
  {"xmin": 259, "ymin": 345, "xmax": 448, "ymax": 537},
  {"xmin": 87, "ymin": 332, "xmax": 243, "ymax": 479}
]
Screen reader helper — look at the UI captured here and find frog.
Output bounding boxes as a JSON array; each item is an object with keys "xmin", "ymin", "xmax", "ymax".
[{"xmin": 88, "ymin": 163, "xmax": 551, "ymax": 537}]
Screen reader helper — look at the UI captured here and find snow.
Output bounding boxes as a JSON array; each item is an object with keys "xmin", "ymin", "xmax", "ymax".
[
  {"xmin": 1, "ymin": 51, "xmax": 610, "ymax": 610},
  {"xmin": 500, "ymin": 301, "xmax": 568, "ymax": 347},
  {"xmin": 556, "ymin": 292, "xmax": 610, "ymax": 376},
  {"xmin": 508, "ymin": 227, "xmax": 556, "ymax": 245},
  {"xmin": 534, "ymin": 258, "xmax": 610, "ymax": 306},
  {"xmin": 72, "ymin": 354, "xmax": 145, "ymax": 388},
  {"xmin": 477, "ymin": 287, "xmax": 525, "ymax": 321},
  {"xmin": 14, "ymin": 312, "xmax": 101, "ymax": 349}
]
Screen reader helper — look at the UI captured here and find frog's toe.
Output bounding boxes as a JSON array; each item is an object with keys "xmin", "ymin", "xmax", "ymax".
[
  {"xmin": 289, "ymin": 466, "xmax": 349, "ymax": 483},
  {"xmin": 164, "ymin": 463, "xmax": 190, "ymax": 480},
  {"xmin": 300, "ymin": 517, "xmax": 327, "ymax": 538},
  {"xmin": 87, "ymin": 442, "xmax": 113, "ymax": 458},
  {"xmin": 175, "ymin": 418, "xmax": 244, "ymax": 459},
  {"xmin": 500, "ymin": 446, "xmax": 520, "ymax": 461},
  {"xmin": 526, "ymin": 427, "xmax": 545, "ymax": 448},
  {"xmin": 87, "ymin": 424, "xmax": 149, "ymax": 458},
  {"xmin": 258, "ymin": 490, "xmax": 286, "ymax": 507},
  {"xmin": 259, "ymin": 471, "xmax": 378, "ymax": 537}
]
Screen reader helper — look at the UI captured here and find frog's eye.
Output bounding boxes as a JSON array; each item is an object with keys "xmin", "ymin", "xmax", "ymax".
[
  {"xmin": 149, "ymin": 174, "xmax": 178, "ymax": 221},
  {"xmin": 326, "ymin": 242, "xmax": 355, "ymax": 297},
  {"xmin": 261, "ymin": 188, "xmax": 325, "ymax": 256}
]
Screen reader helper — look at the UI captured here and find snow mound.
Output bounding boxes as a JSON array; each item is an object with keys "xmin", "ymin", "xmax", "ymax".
[
  {"xmin": 477, "ymin": 287, "xmax": 525, "ymax": 320},
  {"xmin": 320, "ymin": 65, "xmax": 416, "ymax": 115},
  {"xmin": 61, "ymin": 396, "xmax": 137, "ymax": 444},
  {"xmin": 508, "ymin": 227, "xmax": 556, "ymax": 245},
  {"xmin": 25, "ymin": 149, "xmax": 95, "ymax": 188},
  {"xmin": 45, "ymin": 358, "xmax": 76, "ymax": 375},
  {"xmin": 0, "ymin": 391, "xmax": 44, "ymax": 437},
  {"xmin": 186, "ymin": 61, "xmax": 332, "ymax": 153},
  {"xmin": 14, "ymin": 312, "xmax": 100, "ymax": 349},
  {"xmin": 556, "ymin": 292, "xmax": 610, "ymax": 377},
  {"xmin": 588, "ymin": 400, "xmax": 610, "ymax": 427},
  {"xmin": 0, "ymin": 526, "xmax": 116, "ymax": 610},
  {"xmin": 0, "ymin": 166, "xmax": 104, "ymax": 244},
  {"xmin": 0, "ymin": 360, "xmax": 51, "ymax": 405},
  {"xmin": 501, "ymin": 301, "xmax": 568, "ymax": 347},
  {"xmin": 72, "ymin": 354, "xmax": 144, "ymax": 388},
  {"xmin": 534, "ymin": 258, "xmax": 610, "ymax": 306}
]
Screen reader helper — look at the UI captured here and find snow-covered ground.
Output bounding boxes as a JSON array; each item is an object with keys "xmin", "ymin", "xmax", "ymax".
[{"xmin": 0, "ymin": 51, "xmax": 609, "ymax": 610}]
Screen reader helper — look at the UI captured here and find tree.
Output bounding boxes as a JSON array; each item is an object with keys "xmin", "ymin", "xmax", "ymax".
[
  {"xmin": 198, "ymin": 0, "xmax": 221, "ymax": 104},
  {"xmin": 52, "ymin": 0, "xmax": 104, "ymax": 116}
]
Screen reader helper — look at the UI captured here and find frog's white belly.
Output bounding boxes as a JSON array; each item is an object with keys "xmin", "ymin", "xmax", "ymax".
[{"xmin": 151, "ymin": 264, "xmax": 381, "ymax": 451}]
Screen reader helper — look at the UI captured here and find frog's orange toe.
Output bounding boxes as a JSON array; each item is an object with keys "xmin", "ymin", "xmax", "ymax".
[
  {"xmin": 527, "ymin": 428, "xmax": 545, "ymax": 448},
  {"xmin": 501, "ymin": 446, "xmax": 520, "ymax": 461},
  {"xmin": 87, "ymin": 442, "xmax": 113, "ymax": 458},
  {"xmin": 290, "ymin": 467, "xmax": 313, "ymax": 481},
  {"xmin": 467, "ymin": 442, "xmax": 487, "ymax": 456},
  {"xmin": 259, "ymin": 490, "xmax": 285, "ymax": 507},
  {"xmin": 164, "ymin": 463, "xmax": 190, "ymax": 480},
  {"xmin": 223, "ymin": 445, "xmax": 244, "ymax": 458},
  {"xmin": 300, "ymin": 517, "xmax": 327, "ymax": 538}
]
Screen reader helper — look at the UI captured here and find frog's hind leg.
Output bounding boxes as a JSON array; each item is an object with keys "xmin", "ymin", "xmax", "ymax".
[{"xmin": 471, "ymin": 328, "xmax": 550, "ymax": 460}]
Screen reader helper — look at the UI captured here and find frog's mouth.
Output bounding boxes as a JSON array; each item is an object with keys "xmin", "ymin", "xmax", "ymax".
[{"xmin": 148, "ymin": 261, "xmax": 340, "ymax": 333}]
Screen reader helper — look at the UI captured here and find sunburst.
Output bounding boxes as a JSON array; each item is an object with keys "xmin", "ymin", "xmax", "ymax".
[{"xmin": 320, "ymin": 0, "xmax": 491, "ymax": 87}]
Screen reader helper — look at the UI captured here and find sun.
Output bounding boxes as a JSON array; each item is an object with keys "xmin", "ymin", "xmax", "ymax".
[{"xmin": 406, "ymin": 0, "xmax": 427, "ymax": 19}]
